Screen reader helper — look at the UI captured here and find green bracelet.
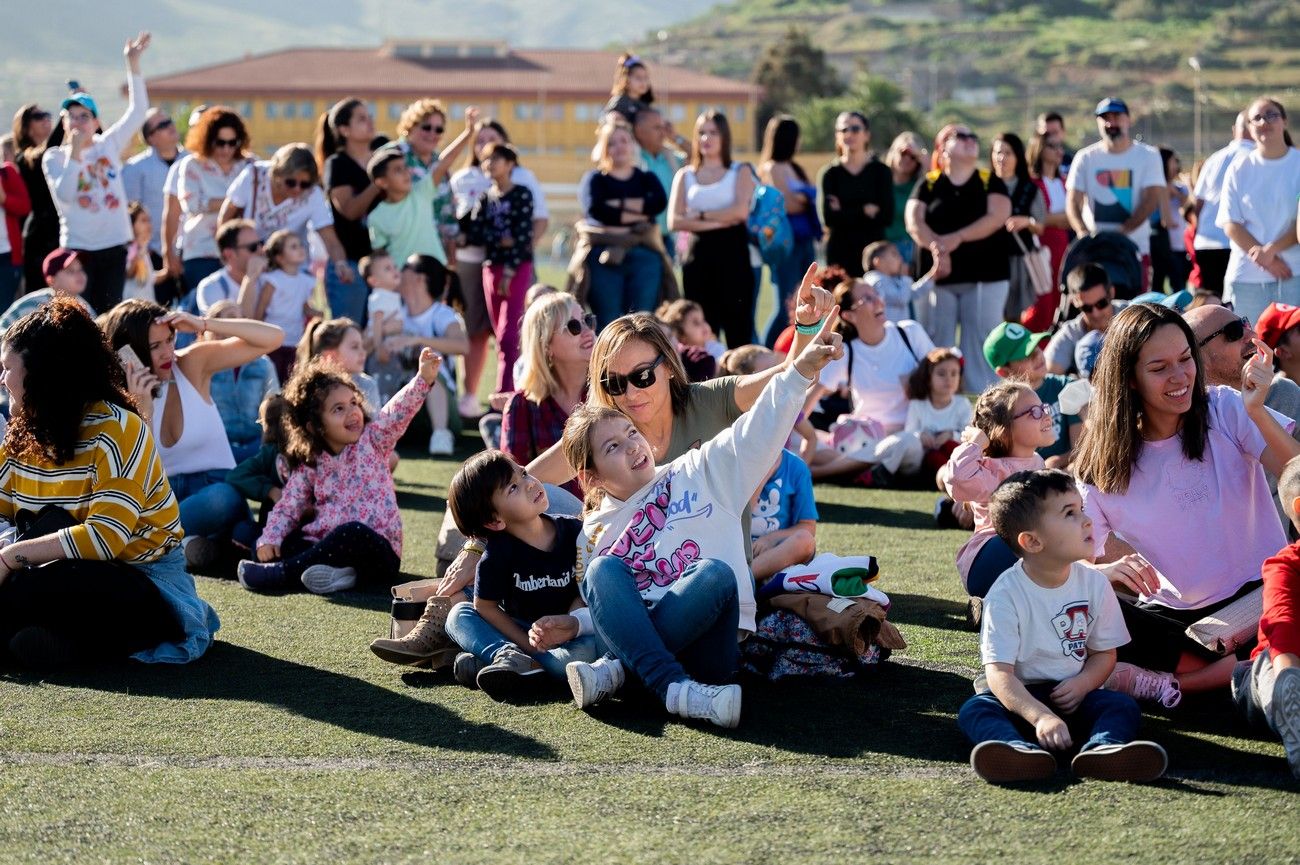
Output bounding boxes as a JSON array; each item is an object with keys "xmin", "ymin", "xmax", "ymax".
[{"xmin": 795, "ymin": 319, "xmax": 824, "ymax": 335}]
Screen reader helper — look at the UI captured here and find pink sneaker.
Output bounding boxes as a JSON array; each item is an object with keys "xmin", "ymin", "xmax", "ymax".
[{"xmin": 1105, "ymin": 662, "xmax": 1182, "ymax": 708}]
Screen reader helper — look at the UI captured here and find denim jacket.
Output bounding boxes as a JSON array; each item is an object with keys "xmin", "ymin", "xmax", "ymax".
[{"xmin": 209, "ymin": 356, "xmax": 278, "ymax": 450}]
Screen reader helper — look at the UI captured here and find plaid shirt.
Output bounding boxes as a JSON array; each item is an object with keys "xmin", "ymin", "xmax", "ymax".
[{"xmin": 500, "ymin": 388, "xmax": 586, "ymax": 500}]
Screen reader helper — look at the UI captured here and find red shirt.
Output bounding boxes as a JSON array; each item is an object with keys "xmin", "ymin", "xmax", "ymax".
[{"xmin": 1255, "ymin": 539, "xmax": 1300, "ymax": 659}]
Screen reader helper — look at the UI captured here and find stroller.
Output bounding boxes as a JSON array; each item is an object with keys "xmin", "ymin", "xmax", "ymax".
[{"xmin": 1055, "ymin": 231, "xmax": 1145, "ymax": 328}]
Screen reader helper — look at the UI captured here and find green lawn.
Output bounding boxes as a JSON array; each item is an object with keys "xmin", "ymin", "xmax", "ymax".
[{"xmin": 1, "ymin": 438, "xmax": 1297, "ymax": 864}]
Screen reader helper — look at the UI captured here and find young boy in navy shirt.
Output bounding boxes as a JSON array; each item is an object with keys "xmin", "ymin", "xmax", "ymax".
[{"xmin": 445, "ymin": 450, "xmax": 596, "ymax": 702}]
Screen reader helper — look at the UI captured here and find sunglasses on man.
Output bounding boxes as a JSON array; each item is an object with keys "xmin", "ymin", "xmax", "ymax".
[
  {"xmin": 1197, "ymin": 315, "xmax": 1251, "ymax": 348},
  {"xmin": 601, "ymin": 353, "xmax": 665, "ymax": 397},
  {"xmin": 1076, "ymin": 296, "xmax": 1111, "ymax": 315},
  {"xmin": 145, "ymin": 118, "xmax": 174, "ymax": 137}
]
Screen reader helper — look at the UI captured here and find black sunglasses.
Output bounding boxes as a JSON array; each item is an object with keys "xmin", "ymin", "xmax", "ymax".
[
  {"xmin": 1197, "ymin": 315, "xmax": 1251, "ymax": 348},
  {"xmin": 564, "ymin": 314, "xmax": 597, "ymax": 336},
  {"xmin": 954, "ymin": 131, "xmax": 979, "ymax": 142},
  {"xmin": 145, "ymin": 118, "xmax": 174, "ymax": 136},
  {"xmin": 418, "ymin": 122, "xmax": 445, "ymax": 134},
  {"xmin": 1077, "ymin": 296, "xmax": 1111, "ymax": 315},
  {"xmin": 27, "ymin": 110, "xmax": 51, "ymax": 122},
  {"xmin": 602, "ymin": 353, "xmax": 665, "ymax": 397},
  {"xmin": 213, "ymin": 137, "xmax": 240, "ymax": 148},
  {"xmin": 281, "ymin": 177, "xmax": 312, "ymax": 190},
  {"xmin": 836, "ymin": 125, "xmax": 865, "ymax": 134},
  {"xmin": 236, "ymin": 241, "xmax": 263, "ymax": 253}
]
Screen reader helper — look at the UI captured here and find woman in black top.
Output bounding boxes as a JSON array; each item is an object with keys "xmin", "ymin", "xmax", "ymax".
[
  {"xmin": 905, "ymin": 123, "xmax": 1011, "ymax": 392},
  {"xmin": 991, "ymin": 132, "xmax": 1045, "ymax": 322},
  {"xmin": 581, "ymin": 120, "xmax": 667, "ymax": 330},
  {"xmin": 11, "ymin": 104, "xmax": 58, "ymax": 293},
  {"xmin": 316, "ymin": 98, "xmax": 378, "ymax": 325},
  {"xmin": 818, "ymin": 111, "xmax": 893, "ymax": 277}
]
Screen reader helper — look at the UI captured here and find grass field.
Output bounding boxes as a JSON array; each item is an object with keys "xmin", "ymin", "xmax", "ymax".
[{"xmin": 1, "ymin": 431, "xmax": 1298, "ymax": 864}]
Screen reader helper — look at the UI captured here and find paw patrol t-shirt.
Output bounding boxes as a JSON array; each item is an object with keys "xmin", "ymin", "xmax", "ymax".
[
  {"xmin": 980, "ymin": 560, "xmax": 1129, "ymax": 686},
  {"xmin": 750, "ymin": 449, "xmax": 818, "ymax": 541}
]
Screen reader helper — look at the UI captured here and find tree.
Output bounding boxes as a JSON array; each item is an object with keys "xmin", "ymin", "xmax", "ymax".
[
  {"xmin": 792, "ymin": 72, "xmax": 928, "ymax": 154},
  {"xmin": 752, "ymin": 26, "xmax": 844, "ymax": 131}
]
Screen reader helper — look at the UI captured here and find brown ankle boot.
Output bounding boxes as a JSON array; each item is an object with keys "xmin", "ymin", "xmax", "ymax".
[{"xmin": 370, "ymin": 596, "xmax": 458, "ymax": 669}]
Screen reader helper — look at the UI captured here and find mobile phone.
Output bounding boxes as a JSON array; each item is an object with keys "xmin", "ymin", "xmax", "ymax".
[{"xmin": 117, "ymin": 344, "xmax": 145, "ymax": 371}]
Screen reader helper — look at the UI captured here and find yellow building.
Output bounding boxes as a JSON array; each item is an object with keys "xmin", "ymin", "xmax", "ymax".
[{"xmin": 145, "ymin": 40, "xmax": 761, "ymax": 181}]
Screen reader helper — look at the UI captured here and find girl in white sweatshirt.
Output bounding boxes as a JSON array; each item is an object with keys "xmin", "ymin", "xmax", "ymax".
[{"xmin": 549, "ymin": 312, "xmax": 842, "ymax": 728}]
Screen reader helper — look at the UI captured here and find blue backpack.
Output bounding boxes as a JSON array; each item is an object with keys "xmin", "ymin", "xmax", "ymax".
[{"xmin": 746, "ymin": 164, "xmax": 793, "ymax": 268}]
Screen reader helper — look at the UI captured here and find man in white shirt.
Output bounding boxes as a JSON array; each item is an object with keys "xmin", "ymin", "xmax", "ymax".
[
  {"xmin": 1192, "ymin": 112, "xmax": 1253, "ymax": 297},
  {"xmin": 1066, "ymin": 97, "xmax": 1166, "ymax": 293},
  {"xmin": 122, "ymin": 109, "xmax": 184, "ymax": 257}
]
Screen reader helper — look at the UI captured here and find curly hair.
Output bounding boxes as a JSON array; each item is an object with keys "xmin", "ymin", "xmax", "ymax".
[
  {"xmin": 3, "ymin": 297, "xmax": 137, "ymax": 465},
  {"xmin": 280, "ymin": 357, "xmax": 370, "ymax": 467},
  {"xmin": 397, "ymin": 98, "xmax": 447, "ymax": 141},
  {"xmin": 184, "ymin": 105, "xmax": 250, "ymax": 160}
]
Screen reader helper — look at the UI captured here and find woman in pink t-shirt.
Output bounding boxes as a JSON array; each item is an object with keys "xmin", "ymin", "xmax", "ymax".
[{"xmin": 1074, "ymin": 303, "xmax": 1300, "ymax": 704}]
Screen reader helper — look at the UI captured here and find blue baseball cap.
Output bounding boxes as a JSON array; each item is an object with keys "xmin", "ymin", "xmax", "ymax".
[
  {"xmin": 1095, "ymin": 97, "xmax": 1129, "ymax": 117},
  {"xmin": 60, "ymin": 91, "xmax": 98, "ymax": 118}
]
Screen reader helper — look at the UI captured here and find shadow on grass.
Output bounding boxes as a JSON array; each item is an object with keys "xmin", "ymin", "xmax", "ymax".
[
  {"xmin": 884, "ymin": 591, "xmax": 973, "ymax": 633},
  {"xmin": 816, "ymin": 500, "xmax": 935, "ymax": 533},
  {"xmin": 8, "ymin": 642, "xmax": 555, "ymax": 759}
]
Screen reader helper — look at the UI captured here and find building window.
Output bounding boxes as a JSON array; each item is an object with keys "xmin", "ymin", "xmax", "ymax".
[
  {"xmin": 265, "ymin": 101, "xmax": 279, "ymax": 120},
  {"xmin": 301, "ymin": 100, "xmax": 314, "ymax": 119},
  {"xmin": 239, "ymin": 101, "xmax": 253, "ymax": 117},
  {"xmin": 734, "ymin": 104, "xmax": 746, "ymax": 122},
  {"xmin": 514, "ymin": 103, "xmax": 540, "ymax": 121},
  {"xmin": 283, "ymin": 101, "xmax": 297, "ymax": 120},
  {"xmin": 667, "ymin": 103, "xmax": 687, "ymax": 122},
  {"xmin": 388, "ymin": 102, "xmax": 404, "ymax": 121},
  {"xmin": 546, "ymin": 104, "xmax": 564, "ymax": 121}
]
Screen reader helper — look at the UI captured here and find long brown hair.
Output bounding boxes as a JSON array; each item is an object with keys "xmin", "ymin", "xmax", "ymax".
[
  {"xmin": 314, "ymin": 97, "xmax": 365, "ymax": 172},
  {"xmin": 972, "ymin": 381, "xmax": 1033, "ymax": 459},
  {"xmin": 589, "ymin": 313, "xmax": 690, "ymax": 416},
  {"xmin": 906, "ymin": 347, "xmax": 963, "ymax": 401},
  {"xmin": 690, "ymin": 110, "xmax": 732, "ymax": 170},
  {"xmin": 562, "ymin": 401, "xmax": 628, "ymax": 513},
  {"xmin": 1072, "ymin": 303, "xmax": 1209, "ymax": 494}
]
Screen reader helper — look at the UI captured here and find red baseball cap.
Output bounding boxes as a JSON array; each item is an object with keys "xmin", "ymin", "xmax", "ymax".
[
  {"xmin": 41, "ymin": 248, "xmax": 78, "ymax": 282},
  {"xmin": 1256, "ymin": 303, "xmax": 1300, "ymax": 349}
]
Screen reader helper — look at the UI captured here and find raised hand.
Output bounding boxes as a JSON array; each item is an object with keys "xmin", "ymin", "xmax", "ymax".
[
  {"xmin": 793, "ymin": 308, "xmax": 844, "ymax": 379},
  {"xmin": 417, "ymin": 346, "xmax": 443, "ymax": 385},
  {"xmin": 793, "ymin": 262, "xmax": 833, "ymax": 327},
  {"xmin": 125, "ymin": 32, "xmax": 152, "ymax": 72}
]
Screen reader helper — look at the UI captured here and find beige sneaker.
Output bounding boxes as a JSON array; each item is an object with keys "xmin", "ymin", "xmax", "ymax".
[{"xmin": 370, "ymin": 596, "xmax": 457, "ymax": 668}]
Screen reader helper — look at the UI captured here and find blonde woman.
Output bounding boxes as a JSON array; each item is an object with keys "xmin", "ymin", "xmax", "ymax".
[
  {"xmin": 884, "ymin": 131, "xmax": 928, "ymax": 266},
  {"xmin": 396, "ymin": 98, "xmax": 478, "ymax": 259}
]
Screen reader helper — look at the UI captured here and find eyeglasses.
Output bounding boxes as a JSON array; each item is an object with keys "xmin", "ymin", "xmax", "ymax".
[
  {"xmin": 235, "ymin": 241, "xmax": 263, "ymax": 253},
  {"xmin": 280, "ymin": 177, "xmax": 313, "ymax": 190},
  {"xmin": 564, "ymin": 314, "xmax": 598, "ymax": 336},
  {"xmin": 213, "ymin": 137, "xmax": 240, "ymax": 149},
  {"xmin": 1197, "ymin": 315, "xmax": 1251, "ymax": 347},
  {"xmin": 1250, "ymin": 111, "xmax": 1283, "ymax": 125},
  {"xmin": 849, "ymin": 293, "xmax": 881, "ymax": 310},
  {"xmin": 953, "ymin": 131, "xmax": 979, "ymax": 142},
  {"xmin": 418, "ymin": 123, "xmax": 445, "ymax": 134},
  {"xmin": 836, "ymin": 125, "xmax": 865, "ymax": 134},
  {"xmin": 1076, "ymin": 296, "xmax": 1111, "ymax": 315},
  {"xmin": 602, "ymin": 353, "xmax": 665, "ymax": 396},
  {"xmin": 1013, "ymin": 403, "xmax": 1054, "ymax": 421},
  {"xmin": 1045, "ymin": 141, "xmax": 1065, "ymax": 150}
]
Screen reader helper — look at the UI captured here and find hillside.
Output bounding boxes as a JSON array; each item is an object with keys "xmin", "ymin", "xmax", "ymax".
[{"xmin": 637, "ymin": 0, "xmax": 1299, "ymax": 158}]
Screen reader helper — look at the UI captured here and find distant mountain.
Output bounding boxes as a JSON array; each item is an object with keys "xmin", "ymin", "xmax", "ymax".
[{"xmin": 0, "ymin": 0, "xmax": 726, "ymax": 121}]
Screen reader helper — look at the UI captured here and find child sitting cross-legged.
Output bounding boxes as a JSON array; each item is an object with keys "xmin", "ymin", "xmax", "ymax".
[
  {"xmin": 440, "ymin": 451, "xmax": 597, "ymax": 703},
  {"xmin": 235, "ymin": 347, "xmax": 443, "ymax": 594},
  {"xmin": 958, "ymin": 468, "xmax": 1167, "ymax": 784},
  {"xmin": 749, "ymin": 448, "xmax": 819, "ymax": 583}
]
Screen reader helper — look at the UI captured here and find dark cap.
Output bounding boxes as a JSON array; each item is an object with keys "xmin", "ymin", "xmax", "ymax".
[{"xmin": 42, "ymin": 248, "xmax": 78, "ymax": 282}]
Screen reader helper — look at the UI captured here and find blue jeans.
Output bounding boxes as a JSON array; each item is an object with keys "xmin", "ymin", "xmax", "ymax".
[
  {"xmin": 169, "ymin": 469, "xmax": 250, "ymax": 540},
  {"xmin": 764, "ymin": 236, "xmax": 816, "ymax": 347},
  {"xmin": 581, "ymin": 556, "xmax": 739, "ymax": 700},
  {"xmin": 958, "ymin": 684, "xmax": 1141, "ymax": 753},
  {"xmin": 445, "ymin": 601, "xmax": 597, "ymax": 679},
  {"xmin": 587, "ymin": 245, "xmax": 662, "ymax": 332},
  {"xmin": 0, "ymin": 262, "xmax": 20, "ymax": 311},
  {"xmin": 966, "ymin": 535, "xmax": 1019, "ymax": 598},
  {"xmin": 544, "ymin": 484, "xmax": 583, "ymax": 517},
  {"xmin": 1229, "ymin": 276, "xmax": 1300, "ymax": 330},
  {"xmin": 325, "ymin": 259, "xmax": 368, "ymax": 326}
]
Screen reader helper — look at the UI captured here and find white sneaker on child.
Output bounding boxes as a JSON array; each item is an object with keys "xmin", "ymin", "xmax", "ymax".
[
  {"xmin": 1104, "ymin": 662, "xmax": 1182, "ymax": 708},
  {"xmin": 566, "ymin": 656, "xmax": 625, "ymax": 708},
  {"xmin": 428, "ymin": 429, "xmax": 455, "ymax": 455},
  {"xmin": 1270, "ymin": 666, "xmax": 1300, "ymax": 779},
  {"xmin": 300, "ymin": 564, "xmax": 357, "ymax": 594},
  {"xmin": 668, "ymin": 679, "xmax": 742, "ymax": 729}
]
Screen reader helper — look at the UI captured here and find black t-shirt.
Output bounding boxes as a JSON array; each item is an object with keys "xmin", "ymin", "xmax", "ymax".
[
  {"xmin": 323, "ymin": 151, "xmax": 375, "ymax": 261},
  {"xmin": 475, "ymin": 515, "xmax": 582, "ymax": 623},
  {"xmin": 911, "ymin": 169, "xmax": 1010, "ymax": 285}
]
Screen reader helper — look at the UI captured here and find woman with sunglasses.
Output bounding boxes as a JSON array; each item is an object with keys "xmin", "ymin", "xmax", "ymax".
[
  {"xmin": 906, "ymin": 124, "xmax": 1012, "ymax": 392},
  {"xmin": 450, "ymin": 118, "xmax": 549, "ymax": 418},
  {"xmin": 883, "ymin": 132, "xmax": 928, "ymax": 271},
  {"xmin": 1022, "ymin": 131, "xmax": 1072, "ymax": 332},
  {"xmin": 1074, "ymin": 303, "xmax": 1300, "ymax": 706},
  {"xmin": 818, "ymin": 111, "xmax": 893, "ymax": 278},
  {"xmin": 218, "ymin": 142, "xmax": 350, "ymax": 289},
  {"xmin": 167, "ymin": 107, "xmax": 252, "ymax": 295},
  {"xmin": 12, "ymin": 103, "xmax": 58, "ymax": 295},
  {"xmin": 41, "ymin": 32, "xmax": 152, "ymax": 312},
  {"xmin": 396, "ymin": 99, "xmax": 478, "ymax": 265},
  {"xmin": 500, "ymin": 293, "xmax": 595, "ymax": 505},
  {"xmin": 1218, "ymin": 97, "xmax": 1300, "ymax": 327}
]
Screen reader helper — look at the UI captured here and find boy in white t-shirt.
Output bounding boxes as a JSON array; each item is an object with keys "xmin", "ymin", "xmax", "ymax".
[
  {"xmin": 359, "ymin": 251, "xmax": 404, "ymax": 356},
  {"xmin": 958, "ymin": 468, "xmax": 1167, "ymax": 783}
]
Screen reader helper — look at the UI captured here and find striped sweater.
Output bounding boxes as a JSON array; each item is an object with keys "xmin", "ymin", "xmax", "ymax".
[{"xmin": 0, "ymin": 401, "xmax": 182, "ymax": 564}]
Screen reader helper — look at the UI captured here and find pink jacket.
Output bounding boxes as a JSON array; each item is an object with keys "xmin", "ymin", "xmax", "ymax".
[
  {"xmin": 260, "ymin": 375, "xmax": 430, "ymax": 557},
  {"xmin": 941, "ymin": 441, "xmax": 1043, "ymax": 589}
]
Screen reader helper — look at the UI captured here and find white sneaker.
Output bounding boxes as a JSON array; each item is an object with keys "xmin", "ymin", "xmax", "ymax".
[
  {"xmin": 300, "ymin": 564, "xmax": 357, "ymax": 594},
  {"xmin": 457, "ymin": 394, "xmax": 482, "ymax": 418},
  {"xmin": 1105, "ymin": 662, "xmax": 1182, "ymax": 708},
  {"xmin": 670, "ymin": 679, "xmax": 742, "ymax": 729},
  {"xmin": 428, "ymin": 428, "xmax": 455, "ymax": 455},
  {"xmin": 1271, "ymin": 666, "xmax": 1300, "ymax": 779},
  {"xmin": 566, "ymin": 656, "xmax": 625, "ymax": 708}
]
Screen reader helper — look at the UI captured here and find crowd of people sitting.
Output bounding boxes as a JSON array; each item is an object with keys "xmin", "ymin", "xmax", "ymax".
[{"xmin": 4, "ymin": 33, "xmax": 1300, "ymax": 786}]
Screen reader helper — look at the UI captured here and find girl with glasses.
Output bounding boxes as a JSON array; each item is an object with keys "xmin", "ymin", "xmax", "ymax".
[{"xmin": 818, "ymin": 111, "xmax": 894, "ymax": 278}]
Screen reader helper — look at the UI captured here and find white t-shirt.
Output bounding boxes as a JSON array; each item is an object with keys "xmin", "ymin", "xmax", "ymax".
[
  {"xmin": 1193, "ymin": 138, "xmax": 1253, "ymax": 250},
  {"xmin": 980, "ymin": 560, "xmax": 1130, "ymax": 686},
  {"xmin": 1216, "ymin": 147, "xmax": 1300, "ymax": 285},
  {"xmin": 405, "ymin": 301, "xmax": 462, "ymax": 390},
  {"xmin": 196, "ymin": 268, "xmax": 241, "ymax": 314},
  {"xmin": 1041, "ymin": 176, "xmax": 1067, "ymax": 215},
  {"xmin": 1066, "ymin": 140, "xmax": 1165, "ymax": 256},
  {"xmin": 819, "ymin": 321, "xmax": 935, "ymax": 431},
  {"xmin": 367, "ymin": 287, "xmax": 403, "ymax": 321},
  {"xmin": 225, "ymin": 160, "xmax": 334, "ymax": 242},
  {"xmin": 175, "ymin": 154, "xmax": 251, "ymax": 260},
  {"xmin": 258, "ymin": 268, "xmax": 316, "ymax": 345},
  {"xmin": 904, "ymin": 396, "xmax": 973, "ymax": 435},
  {"xmin": 1081, "ymin": 386, "xmax": 1289, "ymax": 610}
]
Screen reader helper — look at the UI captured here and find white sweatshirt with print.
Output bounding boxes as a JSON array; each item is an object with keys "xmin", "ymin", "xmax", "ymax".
[{"xmin": 578, "ymin": 365, "xmax": 813, "ymax": 633}]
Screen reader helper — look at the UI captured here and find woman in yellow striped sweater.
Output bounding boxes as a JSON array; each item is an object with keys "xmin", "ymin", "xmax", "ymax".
[{"xmin": 0, "ymin": 297, "xmax": 218, "ymax": 668}]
